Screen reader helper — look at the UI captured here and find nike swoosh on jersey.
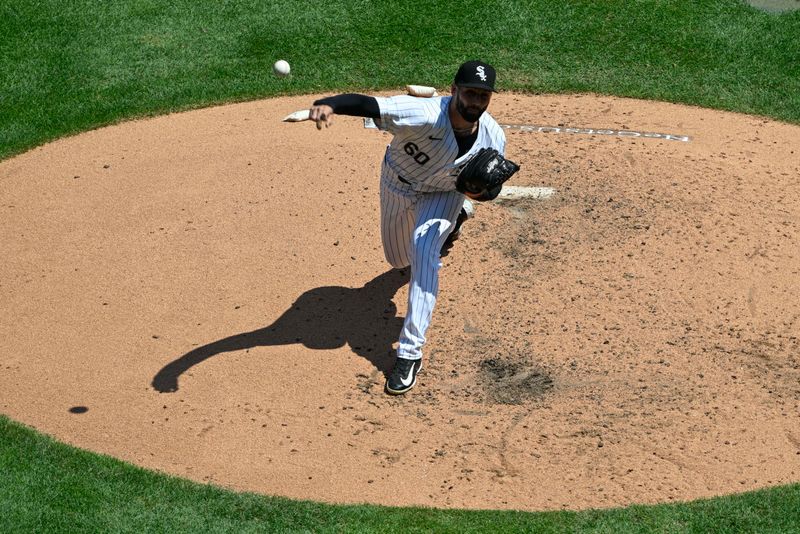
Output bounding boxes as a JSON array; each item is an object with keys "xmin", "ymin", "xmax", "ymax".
[{"xmin": 428, "ymin": 135, "xmax": 444, "ymax": 141}]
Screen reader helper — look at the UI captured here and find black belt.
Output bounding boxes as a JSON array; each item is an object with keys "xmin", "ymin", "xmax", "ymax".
[{"xmin": 397, "ymin": 175, "xmax": 412, "ymax": 185}]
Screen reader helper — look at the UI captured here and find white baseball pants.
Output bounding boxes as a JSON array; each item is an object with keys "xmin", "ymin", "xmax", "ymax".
[{"xmin": 379, "ymin": 173, "xmax": 465, "ymax": 361}]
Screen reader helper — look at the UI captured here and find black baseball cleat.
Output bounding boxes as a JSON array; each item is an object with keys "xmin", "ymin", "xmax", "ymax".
[
  {"xmin": 385, "ymin": 357, "xmax": 423, "ymax": 395},
  {"xmin": 440, "ymin": 199, "xmax": 475, "ymax": 257}
]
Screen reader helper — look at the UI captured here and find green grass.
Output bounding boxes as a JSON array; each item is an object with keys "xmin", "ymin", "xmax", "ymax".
[
  {"xmin": 3, "ymin": 415, "xmax": 800, "ymax": 533},
  {"xmin": 1, "ymin": 0, "xmax": 799, "ymax": 531},
  {"xmin": 1, "ymin": 0, "xmax": 799, "ymax": 160}
]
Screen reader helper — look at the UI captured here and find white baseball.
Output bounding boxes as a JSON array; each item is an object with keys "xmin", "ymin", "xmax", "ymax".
[{"xmin": 273, "ymin": 59, "xmax": 290, "ymax": 78}]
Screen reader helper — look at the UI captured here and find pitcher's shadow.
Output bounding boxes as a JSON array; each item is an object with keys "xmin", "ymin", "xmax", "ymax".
[{"xmin": 152, "ymin": 268, "xmax": 408, "ymax": 393}]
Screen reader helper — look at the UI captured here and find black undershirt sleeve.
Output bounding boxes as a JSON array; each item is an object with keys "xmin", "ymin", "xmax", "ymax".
[
  {"xmin": 315, "ymin": 93, "xmax": 478, "ymax": 158},
  {"xmin": 312, "ymin": 94, "xmax": 380, "ymax": 119}
]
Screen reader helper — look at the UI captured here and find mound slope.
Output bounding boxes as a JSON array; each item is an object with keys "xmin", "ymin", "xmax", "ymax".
[{"xmin": 1, "ymin": 93, "xmax": 798, "ymax": 510}]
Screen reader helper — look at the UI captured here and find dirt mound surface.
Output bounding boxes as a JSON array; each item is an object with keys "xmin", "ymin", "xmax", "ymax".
[{"xmin": 1, "ymin": 92, "xmax": 798, "ymax": 511}]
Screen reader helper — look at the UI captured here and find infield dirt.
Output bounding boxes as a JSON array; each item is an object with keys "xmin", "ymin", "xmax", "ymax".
[{"xmin": 1, "ymin": 92, "xmax": 798, "ymax": 511}]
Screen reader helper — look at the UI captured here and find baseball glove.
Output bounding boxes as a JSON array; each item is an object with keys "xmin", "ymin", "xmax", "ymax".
[{"xmin": 455, "ymin": 148, "xmax": 520, "ymax": 201}]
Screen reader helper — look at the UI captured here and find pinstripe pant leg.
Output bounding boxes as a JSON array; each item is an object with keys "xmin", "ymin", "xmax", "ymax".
[
  {"xmin": 396, "ymin": 190, "xmax": 465, "ymax": 361},
  {"xmin": 379, "ymin": 174, "xmax": 416, "ymax": 268}
]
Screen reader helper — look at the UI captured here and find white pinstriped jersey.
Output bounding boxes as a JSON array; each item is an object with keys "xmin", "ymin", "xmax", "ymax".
[{"xmin": 373, "ymin": 95, "xmax": 506, "ymax": 192}]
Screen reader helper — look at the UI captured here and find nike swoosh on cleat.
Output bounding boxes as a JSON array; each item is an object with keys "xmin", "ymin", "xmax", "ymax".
[{"xmin": 399, "ymin": 364, "xmax": 416, "ymax": 387}]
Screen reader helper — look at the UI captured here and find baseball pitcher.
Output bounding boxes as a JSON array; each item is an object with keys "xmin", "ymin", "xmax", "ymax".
[{"xmin": 308, "ymin": 60, "xmax": 519, "ymax": 394}]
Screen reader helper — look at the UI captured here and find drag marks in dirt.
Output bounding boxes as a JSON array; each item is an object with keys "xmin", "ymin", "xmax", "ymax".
[
  {"xmin": 3, "ymin": 93, "xmax": 799, "ymax": 511},
  {"xmin": 478, "ymin": 357, "xmax": 554, "ymax": 405}
]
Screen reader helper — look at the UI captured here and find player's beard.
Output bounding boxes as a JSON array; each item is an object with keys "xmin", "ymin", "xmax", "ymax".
[{"xmin": 455, "ymin": 96, "xmax": 486, "ymax": 123}]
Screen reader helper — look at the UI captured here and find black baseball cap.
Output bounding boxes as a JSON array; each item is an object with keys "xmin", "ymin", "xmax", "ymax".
[{"xmin": 454, "ymin": 60, "xmax": 497, "ymax": 92}]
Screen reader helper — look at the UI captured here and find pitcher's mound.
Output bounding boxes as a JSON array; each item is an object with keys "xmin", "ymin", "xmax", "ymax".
[{"xmin": 1, "ymin": 92, "xmax": 798, "ymax": 511}]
